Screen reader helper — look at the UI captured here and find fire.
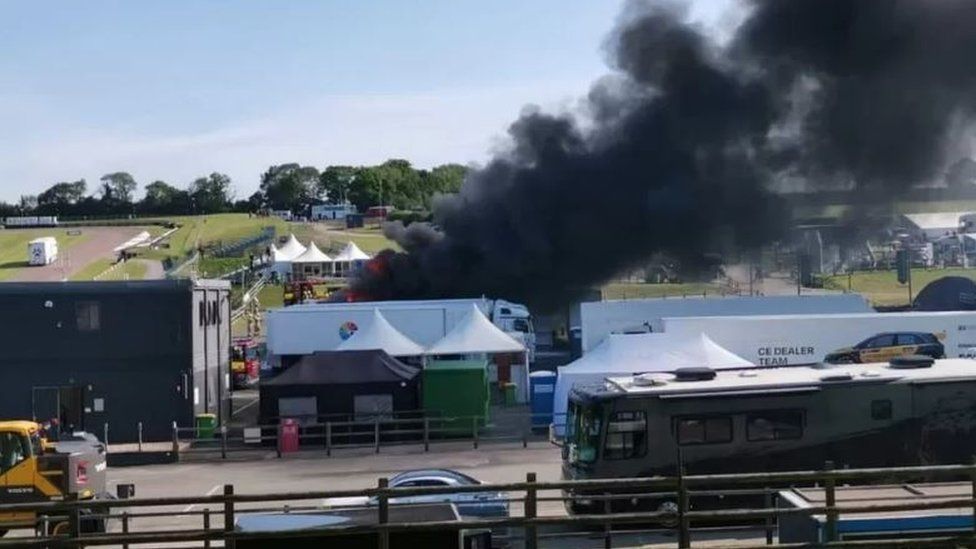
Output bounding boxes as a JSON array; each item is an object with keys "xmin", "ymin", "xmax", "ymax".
[{"xmin": 365, "ymin": 254, "xmax": 388, "ymax": 275}]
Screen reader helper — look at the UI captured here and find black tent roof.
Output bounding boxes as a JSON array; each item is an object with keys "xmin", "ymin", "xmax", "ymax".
[
  {"xmin": 264, "ymin": 350, "xmax": 420, "ymax": 386},
  {"xmin": 914, "ymin": 276, "xmax": 976, "ymax": 311}
]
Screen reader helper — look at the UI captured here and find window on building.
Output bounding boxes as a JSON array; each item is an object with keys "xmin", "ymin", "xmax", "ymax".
[
  {"xmin": 871, "ymin": 399, "xmax": 893, "ymax": 420},
  {"xmin": 675, "ymin": 416, "xmax": 732, "ymax": 445},
  {"xmin": 198, "ymin": 301, "xmax": 206, "ymax": 327},
  {"xmin": 75, "ymin": 301, "xmax": 101, "ymax": 332},
  {"xmin": 604, "ymin": 411, "xmax": 647, "ymax": 459},
  {"xmin": 746, "ymin": 410, "xmax": 804, "ymax": 442}
]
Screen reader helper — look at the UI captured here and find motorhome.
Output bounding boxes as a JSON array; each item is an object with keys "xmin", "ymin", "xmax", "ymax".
[
  {"xmin": 562, "ymin": 357, "xmax": 976, "ymax": 513},
  {"xmin": 27, "ymin": 237, "xmax": 58, "ymax": 266}
]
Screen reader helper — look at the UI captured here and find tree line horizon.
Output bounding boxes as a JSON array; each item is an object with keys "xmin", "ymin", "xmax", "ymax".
[{"xmin": 0, "ymin": 159, "xmax": 466, "ymax": 219}]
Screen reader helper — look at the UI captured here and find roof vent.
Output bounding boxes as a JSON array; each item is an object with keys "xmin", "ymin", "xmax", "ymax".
[
  {"xmin": 889, "ymin": 355, "xmax": 935, "ymax": 369},
  {"xmin": 673, "ymin": 367, "xmax": 717, "ymax": 382},
  {"xmin": 820, "ymin": 372, "xmax": 853, "ymax": 382},
  {"xmin": 632, "ymin": 373, "xmax": 670, "ymax": 387}
]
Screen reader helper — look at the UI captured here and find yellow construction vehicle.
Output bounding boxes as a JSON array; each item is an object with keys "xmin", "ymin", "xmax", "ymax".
[{"xmin": 0, "ymin": 421, "xmax": 116, "ymax": 536}]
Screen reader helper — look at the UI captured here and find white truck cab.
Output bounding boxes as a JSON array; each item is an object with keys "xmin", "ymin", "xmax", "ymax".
[{"xmin": 489, "ymin": 299, "xmax": 536, "ymax": 360}]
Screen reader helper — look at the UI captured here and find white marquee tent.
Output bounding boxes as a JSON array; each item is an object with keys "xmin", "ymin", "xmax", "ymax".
[
  {"xmin": 278, "ymin": 234, "xmax": 307, "ymax": 259},
  {"xmin": 333, "ymin": 242, "xmax": 372, "ymax": 277},
  {"xmin": 291, "ymin": 242, "xmax": 334, "ymax": 279},
  {"xmin": 270, "ymin": 235, "xmax": 307, "ymax": 281},
  {"xmin": 427, "ymin": 305, "xmax": 529, "ymax": 402},
  {"xmin": 426, "ymin": 304, "xmax": 526, "ymax": 355},
  {"xmin": 553, "ymin": 332, "xmax": 753, "ymax": 435},
  {"xmin": 336, "ymin": 309, "xmax": 425, "ymax": 356}
]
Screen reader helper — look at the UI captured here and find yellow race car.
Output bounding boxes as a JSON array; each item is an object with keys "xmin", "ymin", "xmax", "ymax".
[{"xmin": 824, "ymin": 332, "xmax": 945, "ymax": 364}]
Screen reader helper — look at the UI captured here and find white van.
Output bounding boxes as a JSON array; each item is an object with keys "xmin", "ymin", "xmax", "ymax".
[{"xmin": 28, "ymin": 237, "xmax": 58, "ymax": 266}]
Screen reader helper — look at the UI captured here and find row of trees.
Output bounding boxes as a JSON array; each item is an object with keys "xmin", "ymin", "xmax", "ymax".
[
  {"xmin": 255, "ymin": 160, "xmax": 466, "ymax": 213},
  {"xmin": 0, "ymin": 172, "xmax": 238, "ymax": 218},
  {"xmin": 0, "ymin": 160, "xmax": 467, "ymax": 219}
]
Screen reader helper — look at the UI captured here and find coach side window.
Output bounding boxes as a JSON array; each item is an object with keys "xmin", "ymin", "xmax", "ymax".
[
  {"xmin": 675, "ymin": 416, "xmax": 732, "ymax": 445},
  {"xmin": 746, "ymin": 410, "xmax": 804, "ymax": 442},
  {"xmin": 604, "ymin": 411, "xmax": 646, "ymax": 459}
]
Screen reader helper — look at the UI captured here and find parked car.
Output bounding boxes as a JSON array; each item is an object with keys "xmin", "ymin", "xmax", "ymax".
[
  {"xmin": 322, "ymin": 469, "xmax": 509, "ymax": 519},
  {"xmin": 824, "ymin": 332, "xmax": 945, "ymax": 364}
]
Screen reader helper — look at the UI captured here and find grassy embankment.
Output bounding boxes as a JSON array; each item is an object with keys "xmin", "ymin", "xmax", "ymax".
[
  {"xmin": 0, "ymin": 229, "xmax": 89, "ymax": 281},
  {"xmin": 822, "ymin": 268, "xmax": 976, "ymax": 307}
]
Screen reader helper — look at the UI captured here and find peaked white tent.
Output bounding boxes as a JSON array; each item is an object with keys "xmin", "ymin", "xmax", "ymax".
[
  {"xmin": 336, "ymin": 309, "xmax": 425, "ymax": 356},
  {"xmin": 291, "ymin": 242, "xmax": 334, "ymax": 279},
  {"xmin": 426, "ymin": 304, "xmax": 526, "ymax": 355},
  {"xmin": 270, "ymin": 235, "xmax": 307, "ymax": 281},
  {"xmin": 333, "ymin": 242, "xmax": 371, "ymax": 277},
  {"xmin": 277, "ymin": 234, "xmax": 307, "ymax": 260},
  {"xmin": 427, "ymin": 304, "xmax": 529, "ymax": 402},
  {"xmin": 269, "ymin": 243, "xmax": 292, "ymax": 279},
  {"xmin": 553, "ymin": 332, "xmax": 753, "ymax": 435}
]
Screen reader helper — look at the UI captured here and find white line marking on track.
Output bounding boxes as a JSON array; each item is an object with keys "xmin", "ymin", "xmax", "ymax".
[{"xmin": 183, "ymin": 484, "xmax": 222, "ymax": 513}]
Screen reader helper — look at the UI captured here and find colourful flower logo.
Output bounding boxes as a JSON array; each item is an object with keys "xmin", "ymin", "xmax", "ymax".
[{"xmin": 339, "ymin": 321, "xmax": 359, "ymax": 340}]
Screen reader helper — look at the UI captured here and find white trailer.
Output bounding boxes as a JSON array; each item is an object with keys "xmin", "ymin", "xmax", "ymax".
[
  {"xmin": 4, "ymin": 216, "xmax": 59, "ymax": 228},
  {"xmin": 579, "ymin": 294, "xmax": 873, "ymax": 353},
  {"xmin": 662, "ymin": 311, "xmax": 976, "ymax": 366},
  {"xmin": 267, "ymin": 298, "xmax": 535, "ymax": 358},
  {"xmin": 27, "ymin": 237, "xmax": 58, "ymax": 266}
]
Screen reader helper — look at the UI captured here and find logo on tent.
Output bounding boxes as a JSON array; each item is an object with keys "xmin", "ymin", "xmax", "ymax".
[{"xmin": 339, "ymin": 321, "xmax": 359, "ymax": 340}]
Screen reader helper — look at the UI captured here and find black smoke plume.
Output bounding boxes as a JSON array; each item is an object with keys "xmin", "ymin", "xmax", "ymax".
[{"xmin": 351, "ymin": 0, "xmax": 976, "ymax": 310}]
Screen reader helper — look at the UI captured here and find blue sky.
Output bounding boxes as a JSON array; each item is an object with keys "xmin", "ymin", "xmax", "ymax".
[{"xmin": 0, "ymin": 1, "xmax": 736, "ymax": 201}]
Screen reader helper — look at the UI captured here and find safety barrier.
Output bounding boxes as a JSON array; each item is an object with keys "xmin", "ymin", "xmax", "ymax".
[
  {"xmin": 3, "ymin": 461, "xmax": 976, "ymax": 547},
  {"xmin": 169, "ymin": 411, "xmax": 557, "ymax": 460}
]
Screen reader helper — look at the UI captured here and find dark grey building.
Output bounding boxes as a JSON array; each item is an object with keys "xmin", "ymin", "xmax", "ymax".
[{"xmin": 0, "ymin": 279, "xmax": 231, "ymax": 442}]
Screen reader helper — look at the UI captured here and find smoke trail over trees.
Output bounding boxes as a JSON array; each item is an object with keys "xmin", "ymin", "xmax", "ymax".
[{"xmin": 352, "ymin": 0, "xmax": 976, "ymax": 310}]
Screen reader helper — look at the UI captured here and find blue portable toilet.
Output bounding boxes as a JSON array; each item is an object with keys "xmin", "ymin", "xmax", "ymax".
[{"xmin": 529, "ymin": 371, "xmax": 557, "ymax": 430}]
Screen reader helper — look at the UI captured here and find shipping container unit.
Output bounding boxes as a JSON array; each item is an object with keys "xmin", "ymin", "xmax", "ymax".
[
  {"xmin": 0, "ymin": 280, "xmax": 231, "ymax": 443},
  {"xmin": 422, "ymin": 359, "xmax": 490, "ymax": 432},
  {"xmin": 662, "ymin": 311, "xmax": 976, "ymax": 366},
  {"xmin": 579, "ymin": 294, "xmax": 873, "ymax": 353}
]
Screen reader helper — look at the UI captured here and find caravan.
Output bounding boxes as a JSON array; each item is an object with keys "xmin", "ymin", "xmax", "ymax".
[{"xmin": 27, "ymin": 237, "xmax": 58, "ymax": 266}]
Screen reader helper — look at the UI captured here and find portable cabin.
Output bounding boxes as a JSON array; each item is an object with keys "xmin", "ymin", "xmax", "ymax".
[
  {"xmin": 422, "ymin": 359, "xmax": 490, "ymax": 430},
  {"xmin": 563, "ymin": 357, "xmax": 976, "ymax": 512}
]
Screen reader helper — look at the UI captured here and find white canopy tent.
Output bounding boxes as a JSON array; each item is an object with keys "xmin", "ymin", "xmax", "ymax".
[
  {"xmin": 278, "ymin": 234, "xmax": 307, "ymax": 260},
  {"xmin": 291, "ymin": 242, "xmax": 334, "ymax": 279},
  {"xmin": 427, "ymin": 305, "xmax": 529, "ymax": 402},
  {"xmin": 336, "ymin": 309, "xmax": 425, "ymax": 357},
  {"xmin": 553, "ymin": 332, "xmax": 753, "ymax": 435},
  {"xmin": 426, "ymin": 304, "xmax": 526, "ymax": 355},
  {"xmin": 333, "ymin": 242, "xmax": 371, "ymax": 277},
  {"xmin": 270, "ymin": 235, "xmax": 307, "ymax": 281},
  {"xmin": 268, "ymin": 243, "xmax": 292, "ymax": 280}
]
